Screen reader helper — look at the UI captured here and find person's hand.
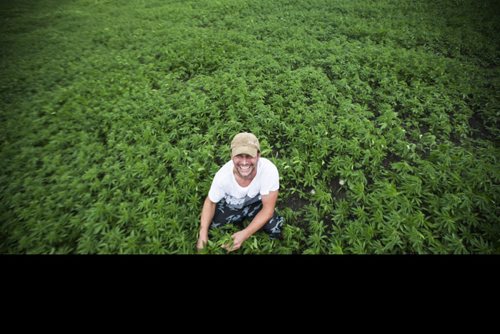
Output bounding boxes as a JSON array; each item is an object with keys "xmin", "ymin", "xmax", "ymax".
[
  {"xmin": 223, "ymin": 230, "xmax": 250, "ymax": 252},
  {"xmin": 197, "ymin": 234, "xmax": 208, "ymax": 252}
]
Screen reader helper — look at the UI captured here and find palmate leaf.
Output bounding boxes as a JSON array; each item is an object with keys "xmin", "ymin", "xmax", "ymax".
[
  {"xmin": 350, "ymin": 240, "xmax": 367, "ymax": 254},
  {"xmin": 333, "ymin": 200, "xmax": 350, "ymax": 223},
  {"xmin": 353, "ymin": 206, "xmax": 367, "ymax": 224},
  {"xmin": 348, "ymin": 181, "xmax": 365, "ymax": 202}
]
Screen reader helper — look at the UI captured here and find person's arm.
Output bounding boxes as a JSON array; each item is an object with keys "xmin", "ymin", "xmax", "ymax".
[
  {"xmin": 197, "ymin": 196, "xmax": 216, "ymax": 251},
  {"xmin": 226, "ymin": 190, "xmax": 279, "ymax": 252}
]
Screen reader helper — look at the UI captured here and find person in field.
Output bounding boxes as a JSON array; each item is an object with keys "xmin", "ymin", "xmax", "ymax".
[{"xmin": 196, "ymin": 132, "xmax": 284, "ymax": 252}]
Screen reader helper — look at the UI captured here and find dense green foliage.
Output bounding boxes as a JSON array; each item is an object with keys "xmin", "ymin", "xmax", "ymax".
[{"xmin": 1, "ymin": 0, "xmax": 499, "ymax": 254}]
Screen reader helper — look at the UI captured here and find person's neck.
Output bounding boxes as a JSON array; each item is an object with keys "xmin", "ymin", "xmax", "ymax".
[{"xmin": 234, "ymin": 169, "xmax": 256, "ymax": 187}]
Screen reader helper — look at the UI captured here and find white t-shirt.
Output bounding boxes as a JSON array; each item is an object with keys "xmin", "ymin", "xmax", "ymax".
[{"xmin": 208, "ymin": 157, "xmax": 279, "ymax": 209}]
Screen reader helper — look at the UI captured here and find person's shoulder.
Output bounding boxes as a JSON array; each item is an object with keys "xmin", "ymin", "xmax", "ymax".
[
  {"xmin": 222, "ymin": 160, "xmax": 233, "ymax": 170},
  {"xmin": 215, "ymin": 160, "xmax": 233, "ymax": 177},
  {"xmin": 259, "ymin": 157, "xmax": 279, "ymax": 173},
  {"xmin": 259, "ymin": 157, "xmax": 274, "ymax": 166}
]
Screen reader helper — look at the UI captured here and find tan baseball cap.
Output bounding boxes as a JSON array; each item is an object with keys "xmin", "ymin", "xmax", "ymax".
[{"xmin": 231, "ymin": 132, "xmax": 260, "ymax": 158}]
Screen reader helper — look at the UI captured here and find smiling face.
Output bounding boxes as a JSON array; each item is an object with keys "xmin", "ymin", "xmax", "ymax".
[{"xmin": 232, "ymin": 153, "xmax": 259, "ymax": 180}]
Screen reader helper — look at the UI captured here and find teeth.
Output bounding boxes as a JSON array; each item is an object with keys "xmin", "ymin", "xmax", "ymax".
[{"xmin": 239, "ymin": 166, "xmax": 251, "ymax": 172}]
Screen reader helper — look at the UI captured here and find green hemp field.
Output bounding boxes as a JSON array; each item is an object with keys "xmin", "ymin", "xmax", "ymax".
[{"xmin": 1, "ymin": 0, "xmax": 498, "ymax": 254}]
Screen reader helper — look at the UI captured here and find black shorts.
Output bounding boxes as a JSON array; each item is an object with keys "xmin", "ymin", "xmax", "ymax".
[{"xmin": 210, "ymin": 198, "xmax": 284, "ymax": 238}]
